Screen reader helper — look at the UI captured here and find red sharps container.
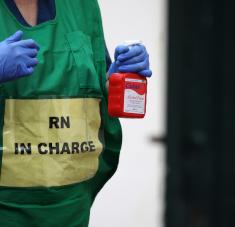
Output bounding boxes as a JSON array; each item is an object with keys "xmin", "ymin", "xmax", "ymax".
[{"xmin": 108, "ymin": 73, "xmax": 147, "ymax": 118}]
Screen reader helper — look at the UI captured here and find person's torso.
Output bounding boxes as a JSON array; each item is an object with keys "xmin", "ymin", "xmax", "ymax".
[
  {"xmin": 0, "ymin": 1, "xmax": 122, "ymax": 226},
  {"xmin": 4, "ymin": 0, "xmax": 112, "ymax": 70}
]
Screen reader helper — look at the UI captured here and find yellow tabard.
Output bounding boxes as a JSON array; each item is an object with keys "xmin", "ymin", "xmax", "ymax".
[{"xmin": 1, "ymin": 98, "xmax": 103, "ymax": 187}]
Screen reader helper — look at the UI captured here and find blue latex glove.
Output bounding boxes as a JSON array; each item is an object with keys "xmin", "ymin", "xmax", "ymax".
[
  {"xmin": 0, "ymin": 31, "xmax": 39, "ymax": 83},
  {"xmin": 108, "ymin": 44, "xmax": 152, "ymax": 77}
]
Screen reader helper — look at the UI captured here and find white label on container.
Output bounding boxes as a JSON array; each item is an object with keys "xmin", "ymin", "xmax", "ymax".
[{"xmin": 124, "ymin": 89, "xmax": 145, "ymax": 114}]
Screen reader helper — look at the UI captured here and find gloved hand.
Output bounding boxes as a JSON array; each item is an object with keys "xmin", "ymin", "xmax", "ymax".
[
  {"xmin": 108, "ymin": 44, "xmax": 152, "ymax": 77},
  {"xmin": 0, "ymin": 30, "xmax": 40, "ymax": 83}
]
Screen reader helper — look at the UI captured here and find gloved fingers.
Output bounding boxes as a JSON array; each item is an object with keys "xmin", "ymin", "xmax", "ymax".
[
  {"xmin": 5, "ymin": 30, "xmax": 23, "ymax": 43},
  {"xmin": 15, "ymin": 39, "xmax": 40, "ymax": 50},
  {"xmin": 114, "ymin": 45, "xmax": 129, "ymax": 60},
  {"xmin": 138, "ymin": 69, "xmax": 153, "ymax": 77},
  {"xmin": 117, "ymin": 45, "xmax": 146, "ymax": 62},
  {"xmin": 118, "ymin": 58, "xmax": 149, "ymax": 73},
  {"xmin": 116, "ymin": 51, "xmax": 147, "ymax": 66},
  {"xmin": 22, "ymin": 48, "xmax": 39, "ymax": 58},
  {"xmin": 25, "ymin": 57, "xmax": 39, "ymax": 67},
  {"xmin": 24, "ymin": 66, "xmax": 34, "ymax": 75},
  {"xmin": 14, "ymin": 63, "xmax": 34, "ymax": 78}
]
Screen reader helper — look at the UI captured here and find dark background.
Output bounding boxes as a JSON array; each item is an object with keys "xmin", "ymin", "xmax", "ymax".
[{"xmin": 166, "ymin": 0, "xmax": 235, "ymax": 227}]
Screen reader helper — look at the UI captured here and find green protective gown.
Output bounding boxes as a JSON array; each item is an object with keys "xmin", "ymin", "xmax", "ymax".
[{"xmin": 0, "ymin": 0, "xmax": 122, "ymax": 226}]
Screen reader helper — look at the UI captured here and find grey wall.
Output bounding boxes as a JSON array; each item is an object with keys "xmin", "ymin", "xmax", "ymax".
[{"xmin": 89, "ymin": 1, "xmax": 167, "ymax": 226}]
